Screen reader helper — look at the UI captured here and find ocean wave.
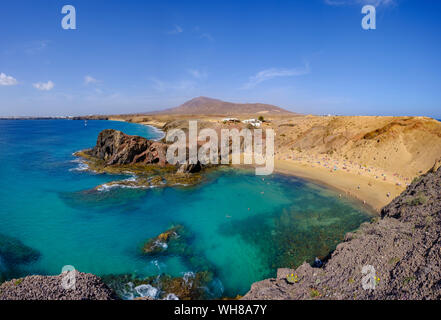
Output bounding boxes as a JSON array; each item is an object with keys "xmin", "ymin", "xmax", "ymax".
[
  {"xmin": 96, "ymin": 183, "xmax": 145, "ymax": 192},
  {"xmin": 164, "ymin": 293, "xmax": 179, "ymax": 300},
  {"xmin": 148, "ymin": 125, "xmax": 166, "ymax": 141},
  {"xmin": 95, "ymin": 175, "xmax": 163, "ymax": 192},
  {"xmin": 182, "ymin": 271, "xmax": 196, "ymax": 287},
  {"xmin": 134, "ymin": 284, "xmax": 159, "ymax": 299},
  {"xmin": 69, "ymin": 159, "xmax": 89, "ymax": 172},
  {"xmin": 153, "ymin": 240, "xmax": 168, "ymax": 250}
]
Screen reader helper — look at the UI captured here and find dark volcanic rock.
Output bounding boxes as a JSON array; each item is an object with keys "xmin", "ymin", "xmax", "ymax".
[
  {"xmin": 90, "ymin": 129, "xmax": 167, "ymax": 166},
  {"xmin": 177, "ymin": 161, "xmax": 202, "ymax": 174},
  {"xmin": 243, "ymin": 166, "xmax": 441, "ymax": 300},
  {"xmin": 0, "ymin": 271, "xmax": 117, "ymax": 300}
]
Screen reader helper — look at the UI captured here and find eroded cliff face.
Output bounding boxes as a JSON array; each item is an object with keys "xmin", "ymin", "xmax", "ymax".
[
  {"xmin": 243, "ymin": 165, "xmax": 441, "ymax": 300},
  {"xmin": 90, "ymin": 129, "xmax": 168, "ymax": 166}
]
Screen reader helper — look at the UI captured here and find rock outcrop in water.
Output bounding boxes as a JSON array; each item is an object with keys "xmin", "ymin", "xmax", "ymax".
[
  {"xmin": 243, "ymin": 165, "xmax": 441, "ymax": 300},
  {"xmin": 73, "ymin": 129, "xmax": 210, "ymax": 189},
  {"xmin": 142, "ymin": 225, "xmax": 185, "ymax": 255},
  {"xmin": 102, "ymin": 271, "xmax": 217, "ymax": 300},
  {"xmin": 90, "ymin": 129, "xmax": 167, "ymax": 166},
  {"xmin": 0, "ymin": 271, "xmax": 117, "ymax": 300}
]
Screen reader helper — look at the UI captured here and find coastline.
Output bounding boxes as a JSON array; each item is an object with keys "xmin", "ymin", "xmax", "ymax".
[
  {"xmin": 274, "ymin": 159, "xmax": 405, "ymax": 212},
  {"xmin": 111, "ymin": 117, "xmax": 402, "ymax": 212},
  {"xmin": 108, "ymin": 117, "xmax": 166, "ymax": 141}
]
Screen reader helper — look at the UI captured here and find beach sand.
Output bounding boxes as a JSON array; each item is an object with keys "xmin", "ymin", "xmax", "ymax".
[
  {"xmin": 110, "ymin": 114, "xmax": 441, "ymax": 213},
  {"xmin": 275, "ymin": 159, "xmax": 405, "ymax": 212}
]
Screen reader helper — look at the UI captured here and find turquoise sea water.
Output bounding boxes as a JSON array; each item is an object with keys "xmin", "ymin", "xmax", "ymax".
[{"xmin": 0, "ymin": 119, "xmax": 372, "ymax": 297}]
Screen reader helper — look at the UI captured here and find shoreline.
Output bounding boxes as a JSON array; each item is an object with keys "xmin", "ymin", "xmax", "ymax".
[
  {"xmin": 274, "ymin": 159, "xmax": 405, "ymax": 213},
  {"xmin": 109, "ymin": 117, "xmax": 404, "ymax": 212},
  {"xmin": 108, "ymin": 117, "xmax": 166, "ymax": 141}
]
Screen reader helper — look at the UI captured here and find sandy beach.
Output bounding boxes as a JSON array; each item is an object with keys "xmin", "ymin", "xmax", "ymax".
[
  {"xmin": 274, "ymin": 159, "xmax": 405, "ymax": 212},
  {"xmin": 112, "ymin": 114, "xmax": 439, "ymax": 213}
]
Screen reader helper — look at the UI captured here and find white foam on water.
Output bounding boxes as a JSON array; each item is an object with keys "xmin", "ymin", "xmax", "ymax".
[
  {"xmin": 135, "ymin": 284, "xmax": 159, "ymax": 299},
  {"xmin": 149, "ymin": 126, "xmax": 166, "ymax": 141},
  {"xmin": 69, "ymin": 159, "xmax": 89, "ymax": 172},
  {"xmin": 96, "ymin": 176, "xmax": 143, "ymax": 192},
  {"xmin": 96, "ymin": 184, "xmax": 117, "ymax": 192},
  {"xmin": 182, "ymin": 271, "xmax": 195, "ymax": 287},
  {"xmin": 153, "ymin": 240, "xmax": 168, "ymax": 250},
  {"xmin": 164, "ymin": 293, "xmax": 179, "ymax": 300},
  {"xmin": 120, "ymin": 282, "xmax": 135, "ymax": 300},
  {"xmin": 151, "ymin": 259, "xmax": 162, "ymax": 271}
]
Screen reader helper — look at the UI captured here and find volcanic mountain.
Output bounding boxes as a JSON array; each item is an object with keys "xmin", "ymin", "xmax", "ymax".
[{"xmin": 158, "ymin": 97, "xmax": 294, "ymax": 115}]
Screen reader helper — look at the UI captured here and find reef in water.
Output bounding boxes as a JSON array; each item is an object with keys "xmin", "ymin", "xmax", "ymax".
[
  {"xmin": 142, "ymin": 225, "xmax": 186, "ymax": 255},
  {"xmin": 218, "ymin": 204, "xmax": 370, "ymax": 275},
  {"xmin": 74, "ymin": 150, "xmax": 205, "ymax": 190},
  {"xmin": 0, "ymin": 233, "xmax": 41, "ymax": 281},
  {"xmin": 140, "ymin": 224, "xmax": 216, "ymax": 273},
  {"xmin": 101, "ymin": 271, "xmax": 221, "ymax": 300},
  {"xmin": 99, "ymin": 224, "xmax": 226, "ymax": 300}
]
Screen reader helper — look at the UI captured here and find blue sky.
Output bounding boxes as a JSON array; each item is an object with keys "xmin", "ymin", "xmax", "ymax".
[{"xmin": 0, "ymin": 0, "xmax": 440, "ymax": 117}]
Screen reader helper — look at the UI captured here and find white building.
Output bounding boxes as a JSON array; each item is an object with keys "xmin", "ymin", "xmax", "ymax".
[
  {"xmin": 242, "ymin": 119, "xmax": 262, "ymax": 128},
  {"xmin": 222, "ymin": 118, "xmax": 240, "ymax": 123}
]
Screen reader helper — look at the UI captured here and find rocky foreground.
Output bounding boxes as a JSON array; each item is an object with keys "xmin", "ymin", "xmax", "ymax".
[
  {"xmin": 0, "ymin": 271, "xmax": 117, "ymax": 300},
  {"xmin": 243, "ymin": 165, "xmax": 441, "ymax": 300}
]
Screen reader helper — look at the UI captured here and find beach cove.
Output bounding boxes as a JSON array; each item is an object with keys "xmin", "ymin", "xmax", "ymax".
[{"xmin": 0, "ymin": 119, "xmax": 374, "ymax": 298}]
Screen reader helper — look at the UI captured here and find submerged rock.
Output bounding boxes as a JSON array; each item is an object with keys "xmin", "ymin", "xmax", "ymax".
[
  {"xmin": 94, "ymin": 172, "xmax": 203, "ymax": 190},
  {"xmin": 243, "ymin": 165, "xmax": 441, "ymax": 300},
  {"xmin": 102, "ymin": 271, "xmax": 217, "ymax": 300},
  {"xmin": 0, "ymin": 234, "xmax": 41, "ymax": 281},
  {"xmin": 0, "ymin": 271, "xmax": 117, "ymax": 300},
  {"xmin": 142, "ymin": 225, "xmax": 185, "ymax": 255},
  {"xmin": 73, "ymin": 129, "xmax": 211, "ymax": 190}
]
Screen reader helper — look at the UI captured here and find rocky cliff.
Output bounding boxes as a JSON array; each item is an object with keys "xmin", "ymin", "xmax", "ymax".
[
  {"xmin": 243, "ymin": 165, "xmax": 441, "ymax": 300},
  {"xmin": 90, "ymin": 129, "xmax": 168, "ymax": 166}
]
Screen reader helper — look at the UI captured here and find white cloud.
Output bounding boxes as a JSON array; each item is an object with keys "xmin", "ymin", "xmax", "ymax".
[
  {"xmin": 33, "ymin": 81, "xmax": 54, "ymax": 91},
  {"xmin": 188, "ymin": 69, "xmax": 207, "ymax": 79},
  {"xmin": 325, "ymin": 0, "xmax": 395, "ymax": 6},
  {"xmin": 200, "ymin": 33, "xmax": 214, "ymax": 41},
  {"xmin": 242, "ymin": 63, "xmax": 310, "ymax": 89},
  {"xmin": 324, "ymin": 0, "xmax": 346, "ymax": 5},
  {"xmin": 168, "ymin": 25, "xmax": 183, "ymax": 34},
  {"xmin": 151, "ymin": 78, "xmax": 197, "ymax": 92},
  {"xmin": 0, "ymin": 73, "xmax": 18, "ymax": 86},
  {"xmin": 84, "ymin": 75, "xmax": 98, "ymax": 85},
  {"xmin": 193, "ymin": 26, "xmax": 214, "ymax": 42},
  {"xmin": 24, "ymin": 40, "xmax": 50, "ymax": 55}
]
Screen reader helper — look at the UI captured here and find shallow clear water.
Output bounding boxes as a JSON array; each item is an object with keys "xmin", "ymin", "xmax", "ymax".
[{"xmin": 0, "ymin": 119, "xmax": 372, "ymax": 297}]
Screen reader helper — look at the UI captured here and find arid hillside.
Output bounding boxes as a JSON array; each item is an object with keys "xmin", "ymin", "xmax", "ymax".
[
  {"xmin": 155, "ymin": 96, "xmax": 295, "ymax": 115},
  {"xmin": 273, "ymin": 116, "xmax": 441, "ymax": 181}
]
